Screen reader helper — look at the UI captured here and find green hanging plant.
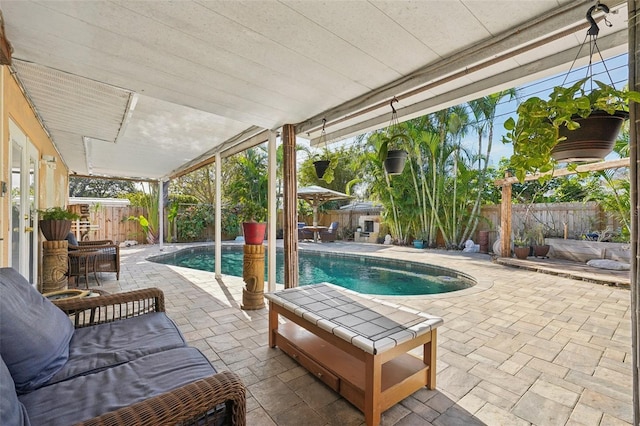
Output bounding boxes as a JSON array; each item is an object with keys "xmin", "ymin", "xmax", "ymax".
[{"xmin": 502, "ymin": 78, "xmax": 640, "ymax": 181}]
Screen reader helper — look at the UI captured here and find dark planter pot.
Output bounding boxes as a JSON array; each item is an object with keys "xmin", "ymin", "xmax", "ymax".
[
  {"xmin": 553, "ymin": 110, "xmax": 628, "ymax": 162},
  {"xmin": 413, "ymin": 240, "xmax": 425, "ymax": 249},
  {"xmin": 384, "ymin": 150, "xmax": 408, "ymax": 175},
  {"xmin": 39, "ymin": 220, "xmax": 72, "ymax": 241},
  {"xmin": 513, "ymin": 246, "xmax": 530, "ymax": 260},
  {"xmin": 533, "ymin": 244, "xmax": 550, "ymax": 258},
  {"xmin": 242, "ymin": 222, "xmax": 267, "ymax": 245},
  {"xmin": 313, "ymin": 160, "xmax": 330, "ymax": 179}
]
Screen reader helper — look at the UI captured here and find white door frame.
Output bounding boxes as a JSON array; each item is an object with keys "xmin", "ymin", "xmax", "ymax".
[{"xmin": 9, "ymin": 119, "xmax": 39, "ymax": 284}]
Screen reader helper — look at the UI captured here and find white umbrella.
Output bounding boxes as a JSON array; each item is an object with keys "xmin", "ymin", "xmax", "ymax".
[{"xmin": 297, "ymin": 185, "xmax": 351, "ymax": 226}]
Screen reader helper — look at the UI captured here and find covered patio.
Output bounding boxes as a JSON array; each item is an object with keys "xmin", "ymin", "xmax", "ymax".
[
  {"xmin": 0, "ymin": 0, "xmax": 638, "ymax": 424},
  {"xmin": 97, "ymin": 242, "xmax": 632, "ymax": 425}
]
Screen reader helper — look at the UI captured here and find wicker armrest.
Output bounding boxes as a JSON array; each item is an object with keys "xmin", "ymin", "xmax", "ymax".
[
  {"xmin": 53, "ymin": 288, "xmax": 165, "ymax": 328},
  {"xmin": 74, "ymin": 371, "xmax": 246, "ymax": 426},
  {"xmin": 70, "ymin": 243, "xmax": 119, "ymax": 252},
  {"xmin": 77, "ymin": 239, "xmax": 114, "ymax": 246}
]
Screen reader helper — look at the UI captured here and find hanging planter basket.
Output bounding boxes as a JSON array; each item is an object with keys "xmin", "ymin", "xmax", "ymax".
[
  {"xmin": 313, "ymin": 160, "xmax": 330, "ymax": 179},
  {"xmin": 552, "ymin": 110, "xmax": 628, "ymax": 162},
  {"xmin": 384, "ymin": 150, "xmax": 408, "ymax": 175}
]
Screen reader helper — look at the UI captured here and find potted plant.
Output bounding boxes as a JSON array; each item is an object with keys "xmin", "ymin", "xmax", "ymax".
[
  {"xmin": 240, "ymin": 202, "xmax": 267, "ymax": 245},
  {"xmin": 37, "ymin": 207, "xmax": 80, "ymax": 241},
  {"xmin": 533, "ymin": 225, "xmax": 550, "ymax": 258},
  {"xmin": 512, "ymin": 230, "xmax": 530, "ymax": 260},
  {"xmin": 413, "ymin": 231, "xmax": 427, "ymax": 249},
  {"xmin": 312, "ymin": 149, "xmax": 338, "ymax": 183},
  {"xmin": 503, "ymin": 77, "xmax": 640, "ymax": 181},
  {"xmin": 378, "ymin": 130, "xmax": 410, "ymax": 175}
]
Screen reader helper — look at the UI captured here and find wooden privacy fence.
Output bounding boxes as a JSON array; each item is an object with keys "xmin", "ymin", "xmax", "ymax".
[
  {"xmin": 70, "ymin": 201, "xmax": 618, "ymax": 246},
  {"xmin": 476, "ymin": 201, "xmax": 618, "ymax": 239},
  {"xmin": 69, "ymin": 204, "xmax": 147, "ymax": 244}
]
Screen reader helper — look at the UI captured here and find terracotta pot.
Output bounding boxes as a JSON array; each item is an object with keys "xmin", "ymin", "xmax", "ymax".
[
  {"xmin": 242, "ymin": 222, "xmax": 267, "ymax": 245},
  {"xmin": 384, "ymin": 150, "xmax": 408, "ymax": 175},
  {"xmin": 553, "ymin": 110, "xmax": 628, "ymax": 162},
  {"xmin": 533, "ymin": 244, "xmax": 550, "ymax": 258},
  {"xmin": 313, "ymin": 160, "xmax": 330, "ymax": 178},
  {"xmin": 39, "ymin": 220, "xmax": 72, "ymax": 241},
  {"xmin": 513, "ymin": 246, "xmax": 530, "ymax": 260}
]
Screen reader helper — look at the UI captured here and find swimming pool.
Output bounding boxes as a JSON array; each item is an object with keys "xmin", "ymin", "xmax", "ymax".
[{"xmin": 150, "ymin": 245, "xmax": 474, "ymax": 296}]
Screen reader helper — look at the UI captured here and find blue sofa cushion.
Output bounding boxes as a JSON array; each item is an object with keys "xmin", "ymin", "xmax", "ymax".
[
  {"xmin": 47, "ymin": 312, "xmax": 187, "ymax": 385},
  {"xmin": 19, "ymin": 347, "xmax": 217, "ymax": 426},
  {"xmin": 65, "ymin": 232, "xmax": 78, "ymax": 247},
  {"xmin": 0, "ymin": 356, "xmax": 31, "ymax": 426},
  {"xmin": 0, "ymin": 268, "xmax": 74, "ymax": 394}
]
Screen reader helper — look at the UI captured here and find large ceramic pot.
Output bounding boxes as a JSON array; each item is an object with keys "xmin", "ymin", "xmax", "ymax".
[
  {"xmin": 553, "ymin": 110, "xmax": 628, "ymax": 162},
  {"xmin": 533, "ymin": 244, "xmax": 550, "ymax": 258},
  {"xmin": 383, "ymin": 150, "xmax": 408, "ymax": 175},
  {"xmin": 242, "ymin": 222, "xmax": 267, "ymax": 245},
  {"xmin": 513, "ymin": 246, "xmax": 530, "ymax": 260},
  {"xmin": 313, "ymin": 160, "xmax": 330, "ymax": 179},
  {"xmin": 39, "ymin": 220, "xmax": 72, "ymax": 241}
]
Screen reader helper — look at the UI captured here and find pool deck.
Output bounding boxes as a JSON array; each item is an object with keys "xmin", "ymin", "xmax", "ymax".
[{"xmin": 92, "ymin": 241, "xmax": 633, "ymax": 425}]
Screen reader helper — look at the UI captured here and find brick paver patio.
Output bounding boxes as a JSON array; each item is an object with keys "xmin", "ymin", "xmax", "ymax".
[{"xmin": 93, "ymin": 242, "xmax": 632, "ymax": 425}]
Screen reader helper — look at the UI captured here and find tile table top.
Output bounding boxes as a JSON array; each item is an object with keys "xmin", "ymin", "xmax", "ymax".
[{"xmin": 265, "ymin": 283, "xmax": 443, "ymax": 354}]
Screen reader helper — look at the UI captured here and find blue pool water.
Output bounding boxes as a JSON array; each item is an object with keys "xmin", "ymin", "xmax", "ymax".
[{"xmin": 151, "ymin": 246, "xmax": 473, "ymax": 296}]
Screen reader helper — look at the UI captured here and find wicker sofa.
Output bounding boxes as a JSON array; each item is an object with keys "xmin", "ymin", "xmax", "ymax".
[{"xmin": 0, "ymin": 267, "xmax": 246, "ymax": 426}]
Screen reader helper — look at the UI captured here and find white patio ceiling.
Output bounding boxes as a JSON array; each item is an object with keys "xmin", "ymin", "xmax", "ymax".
[{"xmin": 1, "ymin": 0, "xmax": 630, "ymax": 180}]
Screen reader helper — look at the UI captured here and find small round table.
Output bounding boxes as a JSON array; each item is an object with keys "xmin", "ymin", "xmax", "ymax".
[{"xmin": 68, "ymin": 251, "xmax": 100, "ymax": 289}]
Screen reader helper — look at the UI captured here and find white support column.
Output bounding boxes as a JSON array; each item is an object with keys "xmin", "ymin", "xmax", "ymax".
[
  {"xmin": 267, "ymin": 130, "xmax": 277, "ymax": 292},
  {"xmin": 158, "ymin": 179, "xmax": 164, "ymax": 251},
  {"xmin": 215, "ymin": 152, "xmax": 222, "ymax": 279}
]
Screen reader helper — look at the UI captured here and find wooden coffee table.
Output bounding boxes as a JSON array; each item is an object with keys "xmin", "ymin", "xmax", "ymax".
[{"xmin": 265, "ymin": 283, "xmax": 443, "ymax": 426}]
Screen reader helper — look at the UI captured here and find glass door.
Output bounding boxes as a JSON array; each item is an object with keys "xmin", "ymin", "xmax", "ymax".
[{"xmin": 9, "ymin": 120, "xmax": 38, "ymax": 283}]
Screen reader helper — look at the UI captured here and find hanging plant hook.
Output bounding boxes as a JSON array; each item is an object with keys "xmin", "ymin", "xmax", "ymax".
[
  {"xmin": 390, "ymin": 97, "xmax": 398, "ymax": 115},
  {"xmin": 586, "ymin": 2, "xmax": 610, "ymax": 36}
]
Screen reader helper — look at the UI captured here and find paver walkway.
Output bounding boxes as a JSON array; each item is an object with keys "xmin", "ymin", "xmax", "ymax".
[{"xmin": 93, "ymin": 242, "xmax": 633, "ymax": 426}]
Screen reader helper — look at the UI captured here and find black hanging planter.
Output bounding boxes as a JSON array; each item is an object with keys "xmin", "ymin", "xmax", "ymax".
[
  {"xmin": 313, "ymin": 160, "xmax": 330, "ymax": 179},
  {"xmin": 552, "ymin": 110, "xmax": 628, "ymax": 162},
  {"xmin": 384, "ymin": 150, "xmax": 408, "ymax": 175}
]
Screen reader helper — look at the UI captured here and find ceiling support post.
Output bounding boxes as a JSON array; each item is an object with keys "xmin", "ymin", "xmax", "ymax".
[
  {"xmin": 628, "ymin": 0, "xmax": 639, "ymax": 422},
  {"xmin": 282, "ymin": 124, "xmax": 298, "ymax": 288},
  {"xmin": 215, "ymin": 152, "xmax": 222, "ymax": 280},
  {"xmin": 500, "ymin": 174, "xmax": 512, "ymax": 258},
  {"xmin": 267, "ymin": 131, "xmax": 277, "ymax": 292}
]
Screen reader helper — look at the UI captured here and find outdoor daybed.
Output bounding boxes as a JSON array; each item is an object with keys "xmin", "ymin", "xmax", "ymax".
[{"xmin": 0, "ymin": 267, "xmax": 246, "ymax": 426}]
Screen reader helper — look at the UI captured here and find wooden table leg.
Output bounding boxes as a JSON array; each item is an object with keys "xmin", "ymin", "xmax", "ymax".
[
  {"xmin": 424, "ymin": 330, "xmax": 437, "ymax": 389},
  {"xmin": 364, "ymin": 353, "xmax": 382, "ymax": 426},
  {"xmin": 268, "ymin": 302, "xmax": 278, "ymax": 348}
]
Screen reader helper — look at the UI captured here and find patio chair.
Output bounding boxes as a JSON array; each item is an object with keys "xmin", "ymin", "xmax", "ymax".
[
  {"xmin": 320, "ymin": 222, "xmax": 339, "ymax": 242},
  {"xmin": 298, "ymin": 222, "xmax": 313, "ymax": 241},
  {"xmin": 66, "ymin": 233, "xmax": 120, "ymax": 281}
]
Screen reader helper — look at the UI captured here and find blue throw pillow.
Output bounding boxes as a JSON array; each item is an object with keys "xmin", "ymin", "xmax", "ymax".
[
  {"xmin": 0, "ymin": 268, "xmax": 74, "ymax": 393},
  {"xmin": 66, "ymin": 232, "xmax": 78, "ymax": 247},
  {"xmin": 0, "ymin": 356, "xmax": 31, "ymax": 425}
]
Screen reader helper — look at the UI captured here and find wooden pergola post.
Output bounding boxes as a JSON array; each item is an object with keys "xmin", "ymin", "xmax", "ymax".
[
  {"xmin": 282, "ymin": 124, "xmax": 299, "ymax": 288},
  {"xmin": 500, "ymin": 172, "xmax": 512, "ymax": 258}
]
